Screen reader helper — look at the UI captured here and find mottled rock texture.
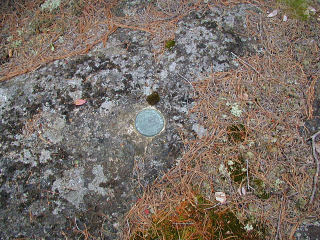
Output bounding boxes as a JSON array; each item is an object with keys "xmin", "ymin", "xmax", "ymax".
[{"xmin": 0, "ymin": 3, "xmax": 260, "ymax": 239}]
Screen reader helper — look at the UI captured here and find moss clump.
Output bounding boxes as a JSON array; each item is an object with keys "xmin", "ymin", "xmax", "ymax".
[
  {"xmin": 228, "ymin": 155, "xmax": 247, "ymax": 184},
  {"xmin": 29, "ymin": 17, "xmax": 54, "ymax": 35},
  {"xmin": 278, "ymin": 0, "xmax": 312, "ymax": 20},
  {"xmin": 68, "ymin": 0, "xmax": 85, "ymax": 16},
  {"xmin": 227, "ymin": 124, "xmax": 247, "ymax": 142},
  {"xmin": 131, "ymin": 193, "xmax": 267, "ymax": 240},
  {"xmin": 210, "ymin": 210, "xmax": 247, "ymax": 238},
  {"xmin": 252, "ymin": 179, "xmax": 271, "ymax": 200},
  {"xmin": 295, "ymin": 197, "xmax": 307, "ymax": 211},
  {"xmin": 146, "ymin": 92, "xmax": 160, "ymax": 105},
  {"xmin": 165, "ymin": 39, "xmax": 175, "ymax": 50}
]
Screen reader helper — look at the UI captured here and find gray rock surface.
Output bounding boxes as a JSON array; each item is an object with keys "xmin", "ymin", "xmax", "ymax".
[
  {"xmin": 0, "ymin": 3, "xmax": 260, "ymax": 239},
  {"xmin": 295, "ymin": 221, "xmax": 320, "ymax": 240}
]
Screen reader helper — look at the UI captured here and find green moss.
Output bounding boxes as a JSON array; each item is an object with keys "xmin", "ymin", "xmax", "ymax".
[
  {"xmin": 252, "ymin": 179, "xmax": 271, "ymax": 200},
  {"xmin": 196, "ymin": 194, "xmax": 206, "ymax": 205},
  {"xmin": 29, "ymin": 16, "xmax": 55, "ymax": 34},
  {"xmin": 228, "ymin": 155, "xmax": 247, "ymax": 184},
  {"xmin": 69, "ymin": 0, "xmax": 85, "ymax": 16},
  {"xmin": 210, "ymin": 210, "xmax": 247, "ymax": 238},
  {"xmin": 153, "ymin": 219, "xmax": 180, "ymax": 240},
  {"xmin": 278, "ymin": 0, "xmax": 312, "ymax": 20},
  {"xmin": 146, "ymin": 92, "xmax": 160, "ymax": 105},
  {"xmin": 227, "ymin": 124, "xmax": 246, "ymax": 142},
  {"xmin": 295, "ymin": 197, "xmax": 307, "ymax": 211},
  {"xmin": 132, "ymin": 193, "xmax": 267, "ymax": 239},
  {"xmin": 165, "ymin": 39, "xmax": 176, "ymax": 50},
  {"xmin": 41, "ymin": 0, "xmax": 62, "ymax": 13}
]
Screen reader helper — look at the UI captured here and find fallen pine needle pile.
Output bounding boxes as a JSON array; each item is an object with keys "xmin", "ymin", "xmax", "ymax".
[{"xmin": 124, "ymin": 3, "xmax": 320, "ymax": 239}]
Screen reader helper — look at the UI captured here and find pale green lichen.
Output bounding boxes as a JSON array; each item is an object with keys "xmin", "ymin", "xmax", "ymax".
[
  {"xmin": 246, "ymin": 151, "xmax": 255, "ymax": 159},
  {"xmin": 227, "ymin": 102, "xmax": 243, "ymax": 117},
  {"xmin": 231, "ymin": 103, "xmax": 242, "ymax": 117},
  {"xmin": 219, "ymin": 163, "xmax": 229, "ymax": 176},
  {"xmin": 12, "ymin": 40, "xmax": 22, "ymax": 48},
  {"xmin": 41, "ymin": 0, "xmax": 62, "ymax": 12},
  {"xmin": 6, "ymin": 36, "xmax": 13, "ymax": 42},
  {"xmin": 274, "ymin": 179, "xmax": 284, "ymax": 190},
  {"xmin": 244, "ymin": 224, "xmax": 254, "ymax": 231},
  {"xmin": 227, "ymin": 160, "xmax": 234, "ymax": 166}
]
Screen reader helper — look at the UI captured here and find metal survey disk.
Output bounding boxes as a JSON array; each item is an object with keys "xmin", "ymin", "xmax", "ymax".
[{"xmin": 135, "ymin": 108, "xmax": 165, "ymax": 137}]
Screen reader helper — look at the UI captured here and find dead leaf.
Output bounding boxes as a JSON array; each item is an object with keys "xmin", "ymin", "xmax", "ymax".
[
  {"xmin": 74, "ymin": 99, "xmax": 86, "ymax": 106},
  {"xmin": 8, "ymin": 49, "xmax": 13, "ymax": 58},
  {"xmin": 215, "ymin": 192, "xmax": 226, "ymax": 204},
  {"xmin": 283, "ymin": 15, "xmax": 288, "ymax": 22},
  {"xmin": 267, "ymin": 10, "xmax": 278, "ymax": 18},
  {"xmin": 237, "ymin": 186, "xmax": 247, "ymax": 196},
  {"xmin": 241, "ymin": 93, "xmax": 249, "ymax": 101}
]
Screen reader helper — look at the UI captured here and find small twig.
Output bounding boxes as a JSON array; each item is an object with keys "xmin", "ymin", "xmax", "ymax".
[
  {"xmin": 29, "ymin": 209, "xmax": 33, "ymax": 223},
  {"xmin": 177, "ymin": 72, "xmax": 194, "ymax": 90},
  {"xmin": 275, "ymin": 196, "xmax": 284, "ymax": 240},
  {"xmin": 259, "ymin": 14, "xmax": 263, "ymax": 40},
  {"xmin": 230, "ymin": 52, "xmax": 260, "ymax": 75},
  {"xmin": 74, "ymin": 217, "xmax": 81, "ymax": 231},
  {"xmin": 172, "ymin": 222, "xmax": 195, "ymax": 225},
  {"xmin": 246, "ymin": 159, "xmax": 254, "ymax": 191},
  {"xmin": 205, "ymin": 202, "xmax": 221, "ymax": 210},
  {"xmin": 308, "ymin": 130, "xmax": 320, "ymax": 206}
]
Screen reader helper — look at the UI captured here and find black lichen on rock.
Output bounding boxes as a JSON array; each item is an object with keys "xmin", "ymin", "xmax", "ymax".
[{"xmin": 146, "ymin": 92, "xmax": 160, "ymax": 105}]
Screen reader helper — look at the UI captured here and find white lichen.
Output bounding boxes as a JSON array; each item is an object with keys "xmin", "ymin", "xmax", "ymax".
[
  {"xmin": 41, "ymin": 0, "xmax": 62, "ymax": 12},
  {"xmin": 227, "ymin": 160, "xmax": 234, "ymax": 166},
  {"xmin": 244, "ymin": 224, "xmax": 253, "ymax": 231},
  {"xmin": 230, "ymin": 102, "xmax": 242, "ymax": 117},
  {"xmin": 274, "ymin": 178, "xmax": 284, "ymax": 190},
  {"xmin": 192, "ymin": 123, "xmax": 207, "ymax": 138},
  {"xmin": 219, "ymin": 163, "xmax": 229, "ymax": 176}
]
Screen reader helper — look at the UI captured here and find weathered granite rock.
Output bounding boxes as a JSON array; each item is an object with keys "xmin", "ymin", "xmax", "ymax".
[
  {"xmin": 0, "ymin": 3, "xmax": 260, "ymax": 239},
  {"xmin": 295, "ymin": 221, "xmax": 320, "ymax": 240}
]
